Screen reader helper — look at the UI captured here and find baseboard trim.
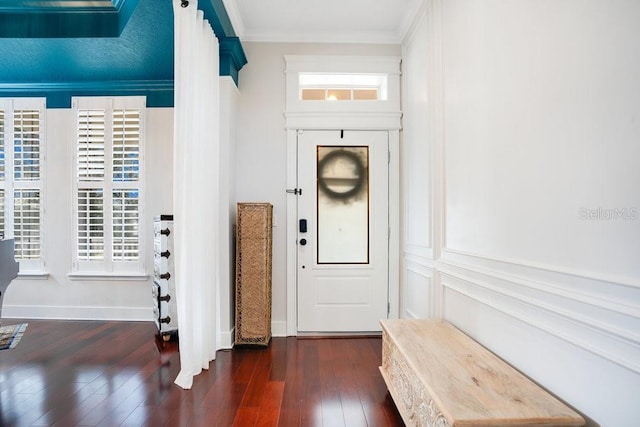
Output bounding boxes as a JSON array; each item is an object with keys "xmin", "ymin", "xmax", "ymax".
[
  {"xmin": 272, "ymin": 320, "xmax": 287, "ymax": 337},
  {"xmin": 219, "ymin": 327, "xmax": 235, "ymax": 349}
]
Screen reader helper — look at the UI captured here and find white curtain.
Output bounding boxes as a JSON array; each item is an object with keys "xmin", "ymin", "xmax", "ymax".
[{"xmin": 172, "ymin": 0, "xmax": 221, "ymax": 390}]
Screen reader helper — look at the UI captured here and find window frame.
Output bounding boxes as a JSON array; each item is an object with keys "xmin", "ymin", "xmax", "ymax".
[
  {"xmin": 298, "ymin": 73, "xmax": 388, "ymax": 102},
  {"xmin": 284, "ymin": 55, "xmax": 401, "ymax": 118},
  {"xmin": 0, "ymin": 97, "xmax": 46, "ymax": 274},
  {"xmin": 71, "ymin": 96, "xmax": 146, "ymax": 277}
]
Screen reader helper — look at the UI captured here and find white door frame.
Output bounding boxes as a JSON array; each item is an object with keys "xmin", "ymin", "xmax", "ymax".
[
  {"xmin": 283, "ymin": 55, "xmax": 402, "ymax": 336},
  {"xmin": 284, "ymin": 117, "xmax": 401, "ymax": 336}
]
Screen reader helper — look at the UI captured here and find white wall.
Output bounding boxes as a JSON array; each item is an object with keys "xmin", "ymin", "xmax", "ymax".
[
  {"xmin": 401, "ymin": 1, "xmax": 640, "ymax": 426},
  {"xmin": 4, "ymin": 107, "xmax": 174, "ymax": 320},
  {"xmin": 442, "ymin": 0, "xmax": 640, "ymax": 279},
  {"xmin": 236, "ymin": 42, "xmax": 401, "ymax": 335},
  {"xmin": 219, "ymin": 76, "xmax": 239, "ymax": 347}
]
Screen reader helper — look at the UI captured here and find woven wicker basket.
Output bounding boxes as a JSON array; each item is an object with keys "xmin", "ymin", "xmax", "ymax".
[{"xmin": 235, "ymin": 203, "xmax": 273, "ymax": 346}]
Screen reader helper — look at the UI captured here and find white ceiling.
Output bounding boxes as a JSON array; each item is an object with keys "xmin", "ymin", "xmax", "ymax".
[{"xmin": 222, "ymin": 0, "xmax": 423, "ymax": 44}]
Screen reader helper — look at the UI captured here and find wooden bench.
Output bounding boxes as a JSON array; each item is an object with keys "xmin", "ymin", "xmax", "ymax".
[{"xmin": 380, "ymin": 319, "xmax": 585, "ymax": 426}]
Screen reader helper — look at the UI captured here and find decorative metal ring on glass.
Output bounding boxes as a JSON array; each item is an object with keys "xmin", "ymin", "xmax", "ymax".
[{"xmin": 317, "ymin": 149, "xmax": 366, "ymax": 200}]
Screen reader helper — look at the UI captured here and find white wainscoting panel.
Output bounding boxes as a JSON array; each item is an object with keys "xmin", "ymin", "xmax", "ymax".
[
  {"xmin": 443, "ymin": 284, "xmax": 640, "ymax": 427},
  {"xmin": 438, "ymin": 249, "xmax": 640, "ymax": 375},
  {"xmin": 404, "ymin": 266, "xmax": 433, "ymax": 320},
  {"xmin": 403, "ymin": 245, "xmax": 435, "ymax": 320},
  {"xmin": 438, "ymin": 248, "xmax": 640, "ymax": 426}
]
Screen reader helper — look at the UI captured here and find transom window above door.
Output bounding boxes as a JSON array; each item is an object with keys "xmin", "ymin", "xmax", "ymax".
[
  {"xmin": 284, "ymin": 55, "xmax": 401, "ymax": 119},
  {"xmin": 299, "ymin": 73, "xmax": 388, "ymax": 101}
]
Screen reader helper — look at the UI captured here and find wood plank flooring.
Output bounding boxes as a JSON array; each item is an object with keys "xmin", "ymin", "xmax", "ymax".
[{"xmin": 0, "ymin": 320, "xmax": 403, "ymax": 426}]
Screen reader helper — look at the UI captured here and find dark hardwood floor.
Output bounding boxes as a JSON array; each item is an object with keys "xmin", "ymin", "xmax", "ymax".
[{"xmin": 0, "ymin": 319, "xmax": 403, "ymax": 426}]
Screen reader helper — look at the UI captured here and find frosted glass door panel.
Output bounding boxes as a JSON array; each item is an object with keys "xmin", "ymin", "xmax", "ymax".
[{"xmin": 317, "ymin": 146, "xmax": 369, "ymax": 264}]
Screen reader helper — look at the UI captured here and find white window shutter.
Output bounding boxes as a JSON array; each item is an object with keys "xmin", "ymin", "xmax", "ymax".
[
  {"xmin": 0, "ymin": 109, "xmax": 5, "ymax": 182},
  {"xmin": 73, "ymin": 97, "xmax": 145, "ymax": 273},
  {"xmin": 9, "ymin": 107, "xmax": 43, "ymax": 264},
  {"xmin": 112, "ymin": 108, "xmax": 141, "ymax": 262},
  {"xmin": 0, "ymin": 190, "xmax": 4, "ymax": 240},
  {"xmin": 112, "ymin": 189, "xmax": 139, "ymax": 261},
  {"xmin": 77, "ymin": 109, "xmax": 105, "ymax": 181},
  {"xmin": 13, "ymin": 110, "xmax": 41, "ymax": 182},
  {"xmin": 0, "ymin": 109, "xmax": 4, "ymax": 239},
  {"xmin": 112, "ymin": 109, "xmax": 140, "ymax": 182},
  {"xmin": 13, "ymin": 189, "xmax": 40, "ymax": 259},
  {"xmin": 77, "ymin": 189, "xmax": 105, "ymax": 261}
]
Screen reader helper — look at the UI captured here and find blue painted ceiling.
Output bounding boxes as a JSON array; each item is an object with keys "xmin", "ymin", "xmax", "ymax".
[
  {"xmin": 0, "ymin": 0, "xmax": 140, "ymax": 38},
  {"xmin": 0, "ymin": 0, "xmax": 246, "ymax": 107},
  {"xmin": 0, "ymin": 0, "xmax": 171, "ymax": 82}
]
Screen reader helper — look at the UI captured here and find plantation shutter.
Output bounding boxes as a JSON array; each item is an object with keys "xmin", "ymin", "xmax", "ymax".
[
  {"xmin": 73, "ymin": 97, "xmax": 145, "ymax": 273},
  {"xmin": 0, "ymin": 99, "xmax": 45, "ymax": 268},
  {"xmin": 77, "ymin": 189, "xmax": 104, "ymax": 261},
  {"xmin": 112, "ymin": 109, "xmax": 140, "ymax": 182},
  {"xmin": 76, "ymin": 109, "xmax": 106, "ymax": 262},
  {"xmin": 13, "ymin": 189, "xmax": 40, "ymax": 259},
  {"xmin": 12, "ymin": 109, "xmax": 42, "ymax": 260},
  {"xmin": 0, "ymin": 108, "xmax": 5, "ymax": 239},
  {"xmin": 112, "ymin": 189, "xmax": 139, "ymax": 261},
  {"xmin": 112, "ymin": 108, "xmax": 140, "ymax": 261},
  {"xmin": 13, "ymin": 110, "xmax": 41, "ymax": 181},
  {"xmin": 77, "ymin": 110, "xmax": 105, "ymax": 181}
]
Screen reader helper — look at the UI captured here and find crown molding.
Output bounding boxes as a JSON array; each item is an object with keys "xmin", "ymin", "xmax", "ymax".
[
  {"xmin": 219, "ymin": 37, "xmax": 248, "ymax": 86},
  {"xmin": 0, "ymin": 81, "xmax": 174, "ymax": 108},
  {"xmin": 240, "ymin": 28, "xmax": 403, "ymax": 45},
  {"xmin": 200, "ymin": 0, "xmax": 247, "ymax": 86}
]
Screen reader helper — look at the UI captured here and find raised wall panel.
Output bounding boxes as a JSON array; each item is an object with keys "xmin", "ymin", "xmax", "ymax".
[
  {"xmin": 401, "ymin": 5, "xmax": 432, "ymax": 252},
  {"xmin": 441, "ymin": 0, "xmax": 640, "ymax": 280},
  {"xmin": 403, "ymin": 260, "xmax": 433, "ymax": 319},
  {"xmin": 438, "ymin": 251, "xmax": 640, "ymax": 374},
  {"xmin": 443, "ymin": 282, "xmax": 640, "ymax": 427},
  {"xmin": 438, "ymin": 250, "xmax": 640, "ymax": 425}
]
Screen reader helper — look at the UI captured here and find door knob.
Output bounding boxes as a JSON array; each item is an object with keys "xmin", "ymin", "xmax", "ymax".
[{"xmin": 299, "ymin": 238, "xmax": 307, "ymax": 246}]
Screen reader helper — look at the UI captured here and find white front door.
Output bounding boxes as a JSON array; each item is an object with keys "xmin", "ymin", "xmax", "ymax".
[{"xmin": 296, "ymin": 130, "xmax": 389, "ymax": 333}]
